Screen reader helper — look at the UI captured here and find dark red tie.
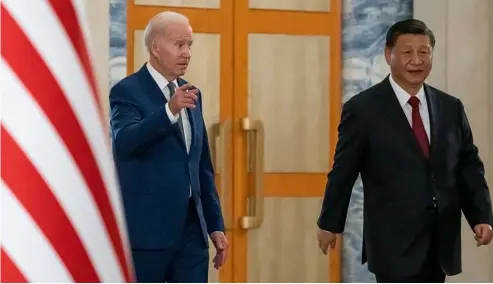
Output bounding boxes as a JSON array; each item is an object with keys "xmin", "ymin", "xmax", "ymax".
[{"xmin": 408, "ymin": 96, "xmax": 429, "ymax": 158}]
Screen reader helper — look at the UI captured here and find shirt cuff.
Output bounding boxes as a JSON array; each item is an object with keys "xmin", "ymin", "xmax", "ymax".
[
  {"xmin": 165, "ymin": 102, "xmax": 179, "ymax": 124},
  {"xmin": 210, "ymin": 231, "xmax": 224, "ymax": 237}
]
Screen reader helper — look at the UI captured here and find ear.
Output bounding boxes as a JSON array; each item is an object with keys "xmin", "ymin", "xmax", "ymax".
[
  {"xmin": 150, "ymin": 39, "xmax": 160, "ymax": 58},
  {"xmin": 384, "ymin": 47, "xmax": 392, "ymax": 65}
]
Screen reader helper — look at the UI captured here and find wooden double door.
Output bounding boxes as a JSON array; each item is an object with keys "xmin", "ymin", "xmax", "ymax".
[{"xmin": 127, "ymin": 0, "xmax": 342, "ymax": 282}]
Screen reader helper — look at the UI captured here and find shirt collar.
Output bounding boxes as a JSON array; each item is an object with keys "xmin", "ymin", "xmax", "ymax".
[
  {"xmin": 146, "ymin": 62, "xmax": 178, "ymax": 91},
  {"xmin": 389, "ymin": 73, "xmax": 426, "ymax": 107}
]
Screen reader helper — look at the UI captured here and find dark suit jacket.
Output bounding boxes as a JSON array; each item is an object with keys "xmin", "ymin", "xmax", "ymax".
[
  {"xmin": 318, "ymin": 76, "xmax": 492, "ymax": 277},
  {"xmin": 109, "ymin": 64, "xmax": 224, "ymax": 250}
]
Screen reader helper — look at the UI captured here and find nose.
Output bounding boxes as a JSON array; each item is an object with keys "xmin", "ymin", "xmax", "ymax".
[
  {"xmin": 410, "ymin": 51, "xmax": 422, "ymax": 65},
  {"xmin": 182, "ymin": 46, "xmax": 191, "ymax": 58}
]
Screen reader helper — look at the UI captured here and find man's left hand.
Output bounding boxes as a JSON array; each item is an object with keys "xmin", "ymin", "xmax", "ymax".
[
  {"xmin": 210, "ymin": 231, "xmax": 229, "ymax": 269},
  {"xmin": 473, "ymin": 224, "xmax": 493, "ymax": 246}
]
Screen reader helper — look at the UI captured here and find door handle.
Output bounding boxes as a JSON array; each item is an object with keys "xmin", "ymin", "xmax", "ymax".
[
  {"xmin": 240, "ymin": 117, "xmax": 265, "ymax": 230},
  {"xmin": 213, "ymin": 120, "xmax": 233, "ymax": 229}
]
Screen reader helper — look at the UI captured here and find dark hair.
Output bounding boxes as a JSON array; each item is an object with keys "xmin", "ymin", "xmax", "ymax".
[{"xmin": 385, "ymin": 19, "xmax": 435, "ymax": 48}]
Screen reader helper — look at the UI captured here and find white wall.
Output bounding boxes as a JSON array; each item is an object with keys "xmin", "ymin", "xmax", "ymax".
[
  {"xmin": 83, "ymin": 0, "xmax": 110, "ymax": 121},
  {"xmin": 414, "ymin": 0, "xmax": 493, "ymax": 282}
]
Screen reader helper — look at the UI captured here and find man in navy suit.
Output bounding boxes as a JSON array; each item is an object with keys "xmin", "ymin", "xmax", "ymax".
[{"xmin": 109, "ymin": 11, "xmax": 228, "ymax": 283}]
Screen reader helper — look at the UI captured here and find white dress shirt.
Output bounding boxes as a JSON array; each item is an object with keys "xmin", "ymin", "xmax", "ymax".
[
  {"xmin": 146, "ymin": 62, "xmax": 192, "ymax": 196},
  {"xmin": 389, "ymin": 75, "xmax": 436, "ymax": 204},
  {"xmin": 389, "ymin": 74, "xmax": 431, "ymax": 142}
]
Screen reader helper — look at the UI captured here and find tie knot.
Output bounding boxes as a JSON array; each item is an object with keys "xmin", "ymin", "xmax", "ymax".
[{"xmin": 408, "ymin": 96, "xmax": 420, "ymax": 108}]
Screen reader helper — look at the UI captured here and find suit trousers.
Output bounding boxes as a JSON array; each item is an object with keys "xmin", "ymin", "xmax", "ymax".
[
  {"xmin": 132, "ymin": 199, "xmax": 209, "ymax": 283},
  {"xmin": 376, "ymin": 208, "xmax": 445, "ymax": 283}
]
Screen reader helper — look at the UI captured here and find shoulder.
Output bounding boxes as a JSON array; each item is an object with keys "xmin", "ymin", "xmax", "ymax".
[
  {"xmin": 425, "ymin": 84, "xmax": 457, "ymax": 102},
  {"xmin": 110, "ymin": 72, "xmax": 141, "ymax": 98},
  {"xmin": 425, "ymin": 84, "xmax": 464, "ymax": 109},
  {"xmin": 344, "ymin": 82, "xmax": 383, "ymax": 111}
]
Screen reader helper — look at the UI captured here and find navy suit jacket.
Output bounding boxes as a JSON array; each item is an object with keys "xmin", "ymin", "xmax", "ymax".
[{"xmin": 109, "ymin": 64, "xmax": 224, "ymax": 250}]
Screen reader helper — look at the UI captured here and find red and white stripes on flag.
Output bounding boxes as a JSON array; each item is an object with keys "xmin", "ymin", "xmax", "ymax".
[{"xmin": 1, "ymin": 0, "xmax": 134, "ymax": 282}]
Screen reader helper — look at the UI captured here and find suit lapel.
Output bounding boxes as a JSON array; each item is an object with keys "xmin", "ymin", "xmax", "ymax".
[
  {"xmin": 377, "ymin": 76, "xmax": 428, "ymax": 162},
  {"xmin": 137, "ymin": 63, "xmax": 169, "ymax": 105},
  {"xmin": 424, "ymin": 84, "xmax": 441, "ymax": 163}
]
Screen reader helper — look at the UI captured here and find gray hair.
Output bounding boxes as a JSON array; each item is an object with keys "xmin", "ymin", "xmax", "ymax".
[{"xmin": 143, "ymin": 11, "xmax": 190, "ymax": 53}]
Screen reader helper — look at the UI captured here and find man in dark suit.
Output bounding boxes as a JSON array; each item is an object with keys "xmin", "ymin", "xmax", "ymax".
[
  {"xmin": 109, "ymin": 11, "xmax": 227, "ymax": 283},
  {"xmin": 317, "ymin": 19, "xmax": 493, "ymax": 282}
]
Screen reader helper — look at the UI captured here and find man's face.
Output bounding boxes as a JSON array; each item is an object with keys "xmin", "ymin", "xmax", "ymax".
[
  {"xmin": 151, "ymin": 22, "xmax": 193, "ymax": 79},
  {"xmin": 385, "ymin": 34, "xmax": 433, "ymax": 88}
]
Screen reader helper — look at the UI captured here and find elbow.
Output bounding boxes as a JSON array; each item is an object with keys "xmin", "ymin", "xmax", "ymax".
[
  {"xmin": 112, "ymin": 132, "xmax": 129, "ymax": 157},
  {"xmin": 112, "ymin": 127, "xmax": 139, "ymax": 157}
]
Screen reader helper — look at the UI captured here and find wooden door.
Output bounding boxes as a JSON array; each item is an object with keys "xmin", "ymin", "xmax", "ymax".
[
  {"xmin": 231, "ymin": 0, "xmax": 342, "ymax": 282},
  {"xmin": 126, "ymin": 0, "xmax": 342, "ymax": 282}
]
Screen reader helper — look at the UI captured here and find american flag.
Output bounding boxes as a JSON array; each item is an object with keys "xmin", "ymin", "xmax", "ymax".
[{"xmin": 1, "ymin": 0, "xmax": 133, "ymax": 282}]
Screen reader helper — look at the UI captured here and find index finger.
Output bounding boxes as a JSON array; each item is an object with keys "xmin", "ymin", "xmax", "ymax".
[
  {"xmin": 183, "ymin": 92, "xmax": 198, "ymax": 101},
  {"xmin": 177, "ymin": 83, "xmax": 194, "ymax": 91},
  {"xmin": 187, "ymin": 88, "xmax": 199, "ymax": 94}
]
